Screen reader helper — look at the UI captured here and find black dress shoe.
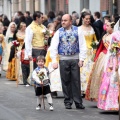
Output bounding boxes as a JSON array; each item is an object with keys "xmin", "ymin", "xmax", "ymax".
[
  {"xmin": 76, "ymin": 104, "xmax": 85, "ymax": 109},
  {"xmin": 65, "ymin": 104, "xmax": 72, "ymax": 109}
]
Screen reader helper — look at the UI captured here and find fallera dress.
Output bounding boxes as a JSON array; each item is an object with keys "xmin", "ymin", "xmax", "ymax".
[{"xmin": 79, "ymin": 26, "xmax": 97, "ymax": 94}]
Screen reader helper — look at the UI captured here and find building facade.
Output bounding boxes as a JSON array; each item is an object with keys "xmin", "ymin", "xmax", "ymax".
[
  {"xmin": 100, "ymin": 0, "xmax": 119, "ymax": 17},
  {"xmin": 69, "ymin": 0, "xmax": 120, "ymax": 17},
  {"xmin": 0, "ymin": 0, "xmax": 120, "ymax": 20}
]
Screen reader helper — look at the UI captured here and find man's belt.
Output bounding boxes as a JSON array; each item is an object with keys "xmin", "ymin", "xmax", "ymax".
[{"xmin": 32, "ymin": 46, "xmax": 45, "ymax": 49}]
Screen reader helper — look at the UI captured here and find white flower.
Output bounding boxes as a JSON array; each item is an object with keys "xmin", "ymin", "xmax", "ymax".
[
  {"xmin": 42, "ymin": 29, "xmax": 46, "ymax": 33},
  {"xmin": 50, "ymin": 30, "xmax": 53, "ymax": 34},
  {"xmin": 95, "ymin": 41, "xmax": 99, "ymax": 45}
]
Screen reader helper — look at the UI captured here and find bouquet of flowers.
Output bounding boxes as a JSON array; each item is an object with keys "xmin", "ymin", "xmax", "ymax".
[
  {"xmin": 42, "ymin": 29, "xmax": 50, "ymax": 46},
  {"xmin": 49, "ymin": 30, "xmax": 54, "ymax": 37},
  {"xmin": 91, "ymin": 40, "xmax": 99, "ymax": 49},
  {"xmin": 37, "ymin": 70, "xmax": 45, "ymax": 83},
  {"xmin": 110, "ymin": 35, "xmax": 120, "ymax": 56},
  {"xmin": 91, "ymin": 40, "xmax": 99, "ymax": 61},
  {"xmin": 42, "ymin": 29, "xmax": 50, "ymax": 36},
  {"xmin": 12, "ymin": 40, "xmax": 20, "ymax": 47},
  {"xmin": 37, "ymin": 68, "xmax": 49, "ymax": 85}
]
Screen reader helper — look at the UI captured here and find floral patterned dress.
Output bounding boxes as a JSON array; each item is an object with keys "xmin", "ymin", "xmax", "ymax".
[
  {"xmin": 97, "ymin": 31, "xmax": 120, "ymax": 110},
  {"xmin": 79, "ymin": 26, "xmax": 97, "ymax": 94},
  {"xmin": 85, "ymin": 33, "xmax": 111, "ymax": 101},
  {"xmin": 6, "ymin": 32, "xmax": 24, "ymax": 81}
]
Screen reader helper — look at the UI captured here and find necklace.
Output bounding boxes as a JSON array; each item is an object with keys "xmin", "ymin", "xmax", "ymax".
[{"xmin": 103, "ymin": 33, "xmax": 111, "ymax": 43}]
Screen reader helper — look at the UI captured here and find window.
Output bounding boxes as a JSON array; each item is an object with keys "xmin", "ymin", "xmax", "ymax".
[{"xmin": 112, "ymin": 0, "xmax": 117, "ymax": 14}]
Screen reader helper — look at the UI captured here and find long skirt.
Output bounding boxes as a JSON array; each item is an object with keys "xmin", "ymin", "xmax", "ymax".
[
  {"xmin": 85, "ymin": 52, "xmax": 106, "ymax": 101},
  {"xmin": 6, "ymin": 58, "xmax": 17, "ymax": 80},
  {"xmin": 48, "ymin": 62, "xmax": 62, "ymax": 92},
  {"xmin": 80, "ymin": 48, "xmax": 94, "ymax": 94},
  {"xmin": 97, "ymin": 56, "xmax": 119, "ymax": 110}
]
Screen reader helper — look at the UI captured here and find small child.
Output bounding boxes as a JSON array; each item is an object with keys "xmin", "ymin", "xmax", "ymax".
[
  {"xmin": 21, "ymin": 43, "xmax": 30, "ymax": 86},
  {"xmin": 32, "ymin": 56, "xmax": 54, "ymax": 111},
  {"xmin": 17, "ymin": 43, "xmax": 30, "ymax": 86},
  {"xmin": 0, "ymin": 27, "xmax": 5, "ymax": 76}
]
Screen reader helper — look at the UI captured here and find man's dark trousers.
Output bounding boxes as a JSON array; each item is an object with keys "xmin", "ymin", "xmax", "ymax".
[{"xmin": 59, "ymin": 59, "xmax": 82, "ymax": 106}]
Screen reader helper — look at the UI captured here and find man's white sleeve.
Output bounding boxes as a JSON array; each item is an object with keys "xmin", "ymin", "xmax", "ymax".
[
  {"xmin": 32, "ymin": 70, "xmax": 41, "ymax": 84},
  {"xmin": 78, "ymin": 29, "xmax": 87, "ymax": 61},
  {"xmin": 24, "ymin": 26, "xmax": 33, "ymax": 56},
  {"xmin": 50, "ymin": 30, "xmax": 59, "ymax": 63}
]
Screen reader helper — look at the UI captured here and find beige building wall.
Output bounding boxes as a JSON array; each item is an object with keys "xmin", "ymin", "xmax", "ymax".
[
  {"xmin": 35, "ymin": 0, "xmax": 40, "ymax": 11},
  {"xmin": 18, "ymin": 0, "xmax": 26, "ymax": 13},
  {"xmin": 25, "ymin": 0, "xmax": 34, "ymax": 14},
  {"xmin": 26, "ymin": 0, "xmax": 30, "ymax": 11},
  {"xmin": 11, "ymin": 0, "xmax": 19, "ymax": 16},
  {"xmin": 40, "ymin": 0, "xmax": 45, "ymax": 14},
  {"xmin": 29, "ymin": 0, "xmax": 34, "ymax": 14}
]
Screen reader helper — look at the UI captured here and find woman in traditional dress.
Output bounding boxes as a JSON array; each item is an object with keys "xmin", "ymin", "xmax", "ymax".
[
  {"xmin": 97, "ymin": 30, "xmax": 120, "ymax": 111},
  {"xmin": 13, "ymin": 22, "xmax": 26, "ymax": 84},
  {"xmin": 45, "ymin": 23, "xmax": 62, "ymax": 96},
  {"xmin": 2, "ymin": 22, "xmax": 17, "ymax": 71},
  {"xmin": 85, "ymin": 22, "xmax": 115, "ymax": 101},
  {"xmin": 6, "ymin": 22, "xmax": 26, "ymax": 81},
  {"xmin": 78, "ymin": 12, "xmax": 98, "ymax": 94},
  {"xmin": 0, "ymin": 28, "xmax": 5, "ymax": 76}
]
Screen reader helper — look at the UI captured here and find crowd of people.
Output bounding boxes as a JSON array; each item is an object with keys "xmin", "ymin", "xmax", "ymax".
[{"xmin": 0, "ymin": 8, "xmax": 120, "ymax": 111}]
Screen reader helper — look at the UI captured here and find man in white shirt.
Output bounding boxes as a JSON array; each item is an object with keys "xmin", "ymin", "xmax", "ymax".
[
  {"xmin": 25, "ymin": 11, "xmax": 46, "ymax": 69},
  {"xmin": 50, "ymin": 14, "xmax": 87, "ymax": 109}
]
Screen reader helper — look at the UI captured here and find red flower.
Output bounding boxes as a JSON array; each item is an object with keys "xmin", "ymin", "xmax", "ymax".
[
  {"xmin": 12, "ymin": 40, "xmax": 20, "ymax": 47},
  {"xmin": 33, "ymin": 58, "xmax": 36, "ymax": 62}
]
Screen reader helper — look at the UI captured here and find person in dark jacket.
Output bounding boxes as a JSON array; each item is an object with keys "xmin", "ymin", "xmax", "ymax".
[
  {"xmin": 93, "ymin": 12, "xmax": 103, "ymax": 41},
  {"xmin": 2, "ymin": 15, "xmax": 10, "ymax": 35},
  {"xmin": 47, "ymin": 11, "xmax": 55, "ymax": 23},
  {"xmin": 24, "ymin": 11, "xmax": 33, "ymax": 27},
  {"xmin": 72, "ymin": 12, "xmax": 79, "ymax": 26}
]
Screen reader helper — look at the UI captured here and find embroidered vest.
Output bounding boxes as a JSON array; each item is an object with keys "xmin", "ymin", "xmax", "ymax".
[
  {"xmin": 58, "ymin": 26, "xmax": 79, "ymax": 55},
  {"xmin": 30, "ymin": 21, "xmax": 45, "ymax": 47}
]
